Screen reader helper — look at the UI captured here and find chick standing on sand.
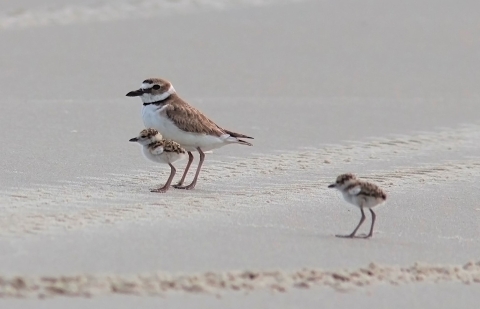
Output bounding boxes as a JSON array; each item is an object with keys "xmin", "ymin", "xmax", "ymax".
[
  {"xmin": 328, "ymin": 173, "xmax": 387, "ymax": 239},
  {"xmin": 129, "ymin": 128, "xmax": 187, "ymax": 193}
]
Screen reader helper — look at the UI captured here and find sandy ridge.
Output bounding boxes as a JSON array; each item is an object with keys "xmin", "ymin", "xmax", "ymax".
[
  {"xmin": 1, "ymin": 261, "xmax": 479, "ymax": 298},
  {"xmin": 200, "ymin": 124, "xmax": 480, "ymax": 181}
]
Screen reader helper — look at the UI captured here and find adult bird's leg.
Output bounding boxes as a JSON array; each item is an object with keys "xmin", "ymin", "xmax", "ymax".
[
  {"xmin": 151, "ymin": 163, "xmax": 176, "ymax": 193},
  {"xmin": 336, "ymin": 207, "xmax": 366, "ymax": 238},
  {"xmin": 175, "ymin": 147, "xmax": 205, "ymax": 190},
  {"xmin": 173, "ymin": 151, "xmax": 194, "ymax": 188}
]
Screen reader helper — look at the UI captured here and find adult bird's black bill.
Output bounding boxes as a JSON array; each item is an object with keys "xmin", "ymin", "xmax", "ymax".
[{"xmin": 126, "ymin": 89, "xmax": 144, "ymax": 97}]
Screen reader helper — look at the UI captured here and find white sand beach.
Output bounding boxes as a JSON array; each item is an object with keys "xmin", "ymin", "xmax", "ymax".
[{"xmin": 1, "ymin": 0, "xmax": 480, "ymax": 308}]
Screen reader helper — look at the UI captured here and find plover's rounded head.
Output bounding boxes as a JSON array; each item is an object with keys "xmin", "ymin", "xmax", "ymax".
[
  {"xmin": 328, "ymin": 173, "xmax": 357, "ymax": 189},
  {"xmin": 126, "ymin": 77, "xmax": 176, "ymax": 104},
  {"xmin": 129, "ymin": 128, "xmax": 162, "ymax": 145}
]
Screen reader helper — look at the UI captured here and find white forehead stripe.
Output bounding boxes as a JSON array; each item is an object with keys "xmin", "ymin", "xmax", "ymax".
[{"xmin": 141, "ymin": 83, "xmax": 153, "ymax": 90}]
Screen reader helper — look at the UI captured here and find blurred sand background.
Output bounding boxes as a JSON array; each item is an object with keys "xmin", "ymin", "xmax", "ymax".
[{"xmin": 1, "ymin": 0, "xmax": 480, "ymax": 307}]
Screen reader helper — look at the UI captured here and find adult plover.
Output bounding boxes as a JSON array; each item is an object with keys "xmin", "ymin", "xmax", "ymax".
[
  {"xmin": 126, "ymin": 78, "xmax": 253, "ymax": 190},
  {"xmin": 129, "ymin": 128, "xmax": 187, "ymax": 193},
  {"xmin": 328, "ymin": 173, "xmax": 387, "ymax": 238}
]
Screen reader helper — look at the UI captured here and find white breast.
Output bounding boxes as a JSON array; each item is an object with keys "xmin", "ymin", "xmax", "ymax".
[
  {"xmin": 342, "ymin": 191, "xmax": 359, "ymax": 207},
  {"xmin": 141, "ymin": 105, "xmax": 229, "ymax": 152}
]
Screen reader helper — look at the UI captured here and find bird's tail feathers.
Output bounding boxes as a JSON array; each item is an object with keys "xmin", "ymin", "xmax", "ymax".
[
  {"xmin": 237, "ymin": 139, "xmax": 253, "ymax": 146},
  {"xmin": 224, "ymin": 129, "xmax": 254, "ymax": 140}
]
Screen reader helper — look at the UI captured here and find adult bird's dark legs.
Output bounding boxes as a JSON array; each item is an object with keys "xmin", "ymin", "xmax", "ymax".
[
  {"xmin": 174, "ymin": 147, "xmax": 205, "ymax": 190},
  {"xmin": 173, "ymin": 151, "xmax": 194, "ymax": 188}
]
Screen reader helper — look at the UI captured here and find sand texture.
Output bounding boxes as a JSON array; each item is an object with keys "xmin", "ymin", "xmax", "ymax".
[
  {"xmin": 1, "ymin": 261, "xmax": 480, "ymax": 298},
  {"xmin": 1, "ymin": 0, "xmax": 480, "ymax": 308}
]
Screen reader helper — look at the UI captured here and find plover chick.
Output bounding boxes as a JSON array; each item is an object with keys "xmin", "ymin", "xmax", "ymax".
[
  {"xmin": 129, "ymin": 128, "xmax": 187, "ymax": 193},
  {"xmin": 328, "ymin": 173, "xmax": 387, "ymax": 238},
  {"xmin": 126, "ymin": 78, "xmax": 253, "ymax": 190}
]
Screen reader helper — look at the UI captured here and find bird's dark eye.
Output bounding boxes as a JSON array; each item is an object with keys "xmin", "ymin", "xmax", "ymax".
[
  {"xmin": 141, "ymin": 136, "xmax": 146, "ymax": 138},
  {"xmin": 152, "ymin": 84, "xmax": 160, "ymax": 90}
]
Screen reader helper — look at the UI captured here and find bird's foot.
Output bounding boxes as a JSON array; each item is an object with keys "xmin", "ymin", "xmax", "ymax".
[
  {"xmin": 151, "ymin": 187, "xmax": 169, "ymax": 193},
  {"xmin": 173, "ymin": 183, "xmax": 196, "ymax": 190},
  {"xmin": 335, "ymin": 234, "xmax": 355, "ymax": 238},
  {"xmin": 356, "ymin": 233, "xmax": 373, "ymax": 239}
]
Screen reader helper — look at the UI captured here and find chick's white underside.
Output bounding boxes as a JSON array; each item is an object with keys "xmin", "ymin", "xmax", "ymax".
[{"xmin": 141, "ymin": 146, "xmax": 186, "ymax": 165}]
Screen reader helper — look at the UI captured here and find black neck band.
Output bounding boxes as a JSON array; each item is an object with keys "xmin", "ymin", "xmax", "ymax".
[{"xmin": 143, "ymin": 96, "xmax": 169, "ymax": 106}]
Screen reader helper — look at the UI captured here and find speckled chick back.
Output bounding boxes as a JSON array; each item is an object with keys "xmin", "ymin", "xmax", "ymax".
[{"xmin": 148, "ymin": 139, "xmax": 186, "ymax": 154}]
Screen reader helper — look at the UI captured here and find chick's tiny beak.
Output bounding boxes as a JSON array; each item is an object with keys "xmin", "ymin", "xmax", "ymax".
[
  {"xmin": 126, "ymin": 89, "xmax": 144, "ymax": 97},
  {"xmin": 328, "ymin": 184, "xmax": 336, "ymax": 188},
  {"xmin": 129, "ymin": 137, "xmax": 138, "ymax": 142}
]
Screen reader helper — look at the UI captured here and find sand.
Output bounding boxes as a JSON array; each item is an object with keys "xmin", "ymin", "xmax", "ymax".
[
  {"xmin": 1, "ymin": 0, "xmax": 480, "ymax": 308},
  {"xmin": 2, "ymin": 261, "xmax": 480, "ymax": 298}
]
